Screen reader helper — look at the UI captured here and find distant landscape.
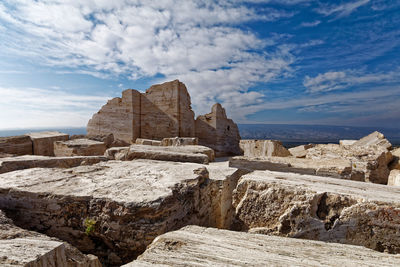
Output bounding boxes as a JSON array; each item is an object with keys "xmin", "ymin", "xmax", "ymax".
[{"xmin": 2, "ymin": 124, "xmax": 399, "ymax": 148}]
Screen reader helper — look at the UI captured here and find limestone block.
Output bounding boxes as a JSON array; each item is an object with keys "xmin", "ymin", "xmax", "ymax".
[
  {"xmin": 0, "ymin": 135, "xmax": 32, "ymax": 156},
  {"xmin": 26, "ymin": 131, "xmax": 69, "ymax": 156},
  {"xmin": 352, "ymin": 131, "xmax": 392, "ymax": 149},
  {"xmin": 86, "ymin": 133, "xmax": 114, "ymax": 147},
  {"xmin": 124, "ymin": 225, "xmax": 400, "ymax": 267},
  {"xmin": 240, "ymin": 140, "xmax": 291, "ymax": 158},
  {"xmin": 104, "ymin": 147, "xmax": 130, "ymax": 160},
  {"xmin": 0, "ymin": 210, "xmax": 100, "ymax": 267},
  {"xmin": 0, "ymin": 160, "xmax": 236, "ymax": 265},
  {"xmin": 390, "ymin": 147, "xmax": 400, "ymax": 170},
  {"xmin": 54, "ymin": 139, "xmax": 107, "ymax": 156},
  {"xmin": 135, "ymin": 138, "xmax": 161, "ymax": 146},
  {"xmin": 232, "ymin": 170, "xmax": 400, "ymax": 253},
  {"xmin": 195, "ymin": 103, "xmax": 241, "ymax": 157},
  {"xmin": 161, "ymin": 137, "xmax": 198, "ymax": 146},
  {"xmin": 339, "ymin": 140, "xmax": 357, "ymax": 146},
  {"xmin": 388, "ymin": 170, "xmax": 400, "ymax": 186},
  {"xmin": 288, "ymin": 144, "xmax": 315, "ymax": 158},
  {"xmin": 229, "ymin": 156, "xmax": 363, "ymax": 181},
  {"xmin": 0, "ymin": 155, "xmax": 107, "ymax": 174}
]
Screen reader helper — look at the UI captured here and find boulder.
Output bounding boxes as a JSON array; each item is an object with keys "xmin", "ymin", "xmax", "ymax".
[
  {"xmin": 135, "ymin": 138, "xmax": 161, "ymax": 146},
  {"xmin": 351, "ymin": 131, "xmax": 392, "ymax": 150},
  {"xmin": 0, "ymin": 160, "xmax": 239, "ymax": 265},
  {"xmin": 124, "ymin": 225, "xmax": 400, "ymax": 267},
  {"xmin": 0, "ymin": 210, "xmax": 100, "ymax": 266},
  {"xmin": 388, "ymin": 170, "xmax": 400, "ymax": 186},
  {"xmin": 240, "ymin": 140, "xmax": 291, "ymax": 158},
  {"xmin": 161, "ymin": 137, "xmax": 198, "ymax": 146},
  {"xmin": 339, "ymin": 140, "xmax": 357, "ymax": 146},
  {"xmin": 390, "ymin": 147, "xmax": 400, "ymax": 170},
  {"xmin": 54, "ymin": 139, "xmax": 107, "ymax": 156},
  {"xmin": 0, "ymin": 155, "xmax": 107, "ymax": 174},
  {"xmin": 288, "ymin": 144, "xmax": 315, "ymax": 158},
  {"xmin": 232, "ymin": 170, "xmax": 400, "ymax": 253},
  {"xmin": 195, "ymin": 103, "xmax": 241, "ymax": 157},
  {"xmin": 26, "ymin": 131, "xmax": 69, "ymax": 156},
  {"xmin": 0, "ymin": 135, "xmax": 32, "ymax": 156}
]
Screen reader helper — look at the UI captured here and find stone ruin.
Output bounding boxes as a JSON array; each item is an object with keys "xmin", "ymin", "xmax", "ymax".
[
  {"xmin": 87, "ymin": 80, "xmax": 241, "ymax": 156},
  {"xmin": 1, "ymin": 80, "xmax": 400, "ymax": 266}
]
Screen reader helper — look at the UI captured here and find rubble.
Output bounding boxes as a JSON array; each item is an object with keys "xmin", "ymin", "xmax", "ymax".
[
  {"xmin": 351, "ymin": 131, "xmax": 392, "ymax": 150},
  {"xmin": 288, "ymin": 144, "xmax": 315, "ymax": 158}
]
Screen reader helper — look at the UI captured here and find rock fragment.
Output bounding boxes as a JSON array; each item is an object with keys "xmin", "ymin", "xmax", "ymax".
[
  {"xmin": 351, "ymin": 131, "xmax": 392, "ymax": 150},
  {"xmin": 26, "ymin": 131, "xmax": 69, "ymax": 156},
  {"xmin": 240, "ymin": 140, "xmax": 291, "ymax": 157},
  {"xmin": 161, "ymin": 137, "xmax": 198, "ymax": 146},
  {"xmin": 54, "ymin": 139, "xmax": 107, "ymax": 156},
  {"xmin": 288, "ymin": 144, "xmax": 315, "ymax": 158},
  {"xmin": 388, "ymin": 170, "xmax": 400, "ymax": 186},
  {"xmin": 0, "ymin": 135, "xmax": 32, "ymax": 156}
]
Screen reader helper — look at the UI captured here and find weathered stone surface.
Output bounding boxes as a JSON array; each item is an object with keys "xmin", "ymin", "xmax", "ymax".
[
  {"xmin": 390, "ymin": 147, "xmax": 400, "ymax": 170},
  {"xmin": 232, "ymin": 170, "xmax": 400, "ymax": 253},
  {"xmin": 26, "ymin": 131, "xmax": 69, "ymax": 156},
  {"xmin": 124, "ymin": 225, "xmax": 400, "ymax": 267},
  {"xmin": 305, "ymin": 143, "xmax": 392, "ymax": 184},
  {"xmin": 0, "ymin": 160, "xmax": 238, "ymax": 265},
  {"xmin": 388, "ymin": 170, "xmax": 400, "ymax": 186},
  {"xmin": 135, "ymin": 138, "xmax": 161, "ymax": 146},
  {"xmin": 54, "ymin": 139, "xmax": 107, "ymax": 156},
  {"xmin": 288, "ymin": 144, "xmax": 315, "ymax": 158},
  {"xmin": 104, "ymin": 147, "xmax": 130, "ymax": 160},
  {"xmin": 0, "ymin": 135, "xmax": 32, "ymax": 156},
  {"xmin": 0, "ymin": 155, "xmax": 107, "ymax": 174},
  {"xmin": 0, "ymin": 210, "xmax": 100, "ymax": 267},
  {"xmin": 161, "ymin": 137, "xmax": 198, "ymax": 146},
  {"xmin": 86, "ymin": 133, "xmax": 115, "ymax": 147},
  {"xmin": 339, "ymin": 140, "xmax": 357, "ymax": 146},
  {"xmin": 195, "ymin": 103, "xmax": 241, "ymax": 157},
  {"xmin": 125, "ymin": 145, "xmax": 210, "ymax": 164},
  {"xmin": 240, "ymin": 140, "xmax": 291, "ymax": 158},
  {"xmin": 229, "ymin": 156, "xmax": 362, "ymax": 180},
  {"xmin": 352, "ymin": 131, "xmax": 392, "ymax": 150}
]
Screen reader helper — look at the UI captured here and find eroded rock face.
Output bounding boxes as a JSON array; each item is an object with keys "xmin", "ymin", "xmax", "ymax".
[
  {"xmin": 161, "ymin": 137, "xmax": 198, "ymax": 146},
  {"xmin": 54, "ymin": 139, "xmax": 107, "ymax": 157},
  {"xmin": 390, "ymin": 147, "xmax": 400, "ymax": 170},
  {"xmin": 0, "ymin": 135, "xmax": 32, "ymax": 156},
  {"xmin": 135, "ymin": 138, "xmax": 161, "ymax": 146},
  {"xmin": 124, "ymin": 225, "xmax": 400, "ymax": 267},
  {"xmin": 388, "ymin": 170, "xmax": 400, "ymax": 186},
  {"xmin": 26, "ymin": 131, "xmax": 69, "ymax": 156},
  {"xmin": 0, "ymin": 160, "xmax": 239, "ymax": 265},
  {"xmin": 0, "ymin": 210, "xmax": 100, "ymax": 267},
  {"xmin": 351, "ymin": 131, "xmax": 392, "ymax": 150},
  {"xmin": 232, "ymin": 170, "xmax": 400, "ymax": 253},
  {"xmin": 195, "ymin": 103, "xmax": 241, "ymax": 157},
  {"xmin": 240, "ymin": 140, "xmax": 291, "ymax": 158}
]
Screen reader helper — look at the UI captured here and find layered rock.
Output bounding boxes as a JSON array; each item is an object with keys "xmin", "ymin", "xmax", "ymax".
[
  {"xmin": 232, "ymin": 170, "xmax": 400, "ymax": 253},
  {"xmin": 240, "ymin": 140, "xmax": 291, "ymax": 157},
  {"xmin": 0, "ymin": 135, "xmax": 32, "ymax": 156},
  {"xmin": 26, "ymin": 131, "xmax": 69, "ymax": 156},
  {"xmin": 0, "ymin": 160, "xmax": 239, "ymax": 265},
  {"xmin": 351, "ymin": 131, "xmax": 392, "ymax": 149},
  {"xmin": 54, "ymin": 139, "xmax": 107, "ymax": 156},
  {"xmin": 161, "ymin": 137, "xmax": 198, "ymax": 146},
  {"xmin": 195, "ymin": 103, "xmax": 241, "ymax": 157},
  {"xmin": 0, "ymin": 210, "xmax": 100, "ymax": 266},
  {"xmin": 124, "ymin": 225, "xmax": 400, "ymax": 267},
  {"xmin": 0, "ymin": 155, "xmax": 107, "ymax": 174}
]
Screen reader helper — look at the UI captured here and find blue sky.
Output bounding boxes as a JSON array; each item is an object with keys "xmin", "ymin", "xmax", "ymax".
[{"xmin": 0, "ymin": 0, "xmax": 399, "ymax": 129}]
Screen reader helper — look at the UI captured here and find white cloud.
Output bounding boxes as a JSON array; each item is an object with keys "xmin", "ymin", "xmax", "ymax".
[
  {"xmin": 303, "ymin": 69, "xmax": 400, "ymax": 93},
  {"xmin": 315, "ymin": 0, "xmax": 370, "ymax": 18},
  {"xmin": 300, "ymin": 20, "xmax": 321, "ymax": 27},
  {"xmin": 0, "ymin": 0, "xmax": 296, "ymax": 122}
]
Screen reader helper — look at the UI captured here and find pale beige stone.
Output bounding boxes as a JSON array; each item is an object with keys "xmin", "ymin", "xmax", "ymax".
[
  {"xmin": 390, "ymin": 147, "xmax": 400, "ymax": 170},
  {"xmin": 388, "ymin": 170, "xmax": 400, "ymax": 186},
  {"xmin": 135, "ymin": 138, "xmax": 161, "ymax": 146},
  {"xmin": 0, "ymin": 160, "xmax": 238, "ymax": 265},
  {"xmin": 124, "ymin": 225, "xmax": 400, "ymax": 267},
  {"xmin": 352, "ymin": 131, "xmax": 392, "ymax": 149},
  {"xmin": 54, "ymin": 138, "xmax": 107, "ymax": 156},
  {"xmin": 288, "ymin": 143, "xmax": 315, "ymax": 158},
  {"xmin": 195, "ymin": 103, "xmax": 241, "ymax": 157},
  {"xmin": 104, "ymin": 147, "xmax": 130, "ymax": 160},
  {"xmin": 232, "ymin": 170, "xmax": 400, "ymax": 253},
  {"xmin": 0, "ymin": 155, "xmax": 107, "ymax": 174},
  {"xmin": 0, "ymin": 135, "xmax": 32, "ymax": 156},
  {"xmin": 339, "ymin": 140, "xmax": 357, "ymax": 146},
  {"xmin": 26, "ymin": 131, "xmax": 69, "ymax": 156},
  {"xmin": 161, "ymin": 137, "xmax": 198, "ymax": 146},
  {"xmin": 240, "ymin": 140, "xmax": 291, "ymax": 157}
]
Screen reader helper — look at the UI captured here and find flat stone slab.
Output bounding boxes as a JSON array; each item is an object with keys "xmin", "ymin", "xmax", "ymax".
[
  {"xmin": 0, "ymin": 210, "xmax": 100, "ymax": 266},
  {"xmin": 54, "ymin": 138, "xmax": 107, "ymax": 156},
  {"xmin": 26, "ymin": 131, "xmax": 69, "ymax": 156},
  {"xmin": 232, "ymin": 170, "xmax": 400, "ymax": 253},
  {"xmin": 0, "ymin": 160, "xmax": 236, "ymax": 265},
  {"xmin": 0, "ymin": 135, "xmax": 32, "ymax": 156},
  {"xmin": 0, "ymin": 155, "xmax": 107, "ymax": 174},
  {"xmin": 161, "ymin": 137, "xmax": 198, "ymax": 146},
  {"xmin": 125, "ymin": 225, "xmax": 400, "ymax": 267}
]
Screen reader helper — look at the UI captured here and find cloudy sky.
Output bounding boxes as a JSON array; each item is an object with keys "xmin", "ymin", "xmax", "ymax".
[{"xmin": 0, "ymin": 0, "xmax": 399, "ymax": 129}]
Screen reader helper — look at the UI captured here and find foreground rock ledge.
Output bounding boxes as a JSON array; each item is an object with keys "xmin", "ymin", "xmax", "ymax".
[
  {"xmin": 232, "ymin": 170, "xmax": 400, "ymax": 253},
  {"xmin": 124, "ymin": 225, "xmax": 400, "ymax": 267},
  {"xmin": 0, "ymin": 160, "xmax": 240, "ymax": 265}
]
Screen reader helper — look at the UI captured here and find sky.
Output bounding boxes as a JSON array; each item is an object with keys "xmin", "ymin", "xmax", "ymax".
[{"xmin": 0, "ymin": 0, "xmax": 399, "ymax": 130}]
